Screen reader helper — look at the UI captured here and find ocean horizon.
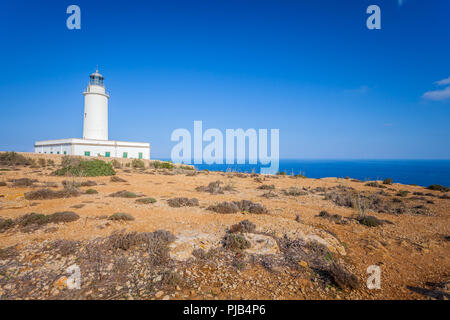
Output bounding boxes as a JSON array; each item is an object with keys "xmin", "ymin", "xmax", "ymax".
[{"xmin": 158, "ymin": 159, "xmax": 450, "ymax": 187}]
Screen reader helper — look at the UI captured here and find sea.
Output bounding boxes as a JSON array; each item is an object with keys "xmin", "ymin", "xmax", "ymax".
[{"xmin": 160, "ymin": 159, "xmax": 450, "ymax": 188}]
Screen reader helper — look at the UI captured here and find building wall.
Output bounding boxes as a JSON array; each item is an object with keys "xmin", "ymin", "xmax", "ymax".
[
  {"xmin": 35, "ymin": 143, "xmax": 150, "ymax": 159},
  {"xmin": 34, "ymin": 144, "xmax": 72, "ymax": 156}
]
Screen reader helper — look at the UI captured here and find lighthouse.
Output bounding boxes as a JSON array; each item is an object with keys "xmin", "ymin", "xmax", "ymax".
[
  {"xmin": 34, "ymin": 69, "xmax": 151, "ymax": 159},
  {"xmin": 83, "ymin": 69, "xmax": 109, "ymax": 140}
]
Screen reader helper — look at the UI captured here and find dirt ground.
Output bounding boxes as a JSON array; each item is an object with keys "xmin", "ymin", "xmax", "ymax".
[{"xmin": 0, "ymin": 153, "xmax": 449, "ymax": 300}]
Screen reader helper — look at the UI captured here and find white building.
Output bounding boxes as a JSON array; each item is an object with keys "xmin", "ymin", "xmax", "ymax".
[{"xmin": 34, "ymin": 69, "xmax": 150, "ymax": 159}]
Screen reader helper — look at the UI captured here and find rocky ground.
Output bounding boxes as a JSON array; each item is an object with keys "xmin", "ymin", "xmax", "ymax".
[{"xmin": 0, "ymin": 153, "xmax": 449, "ymax": 300}]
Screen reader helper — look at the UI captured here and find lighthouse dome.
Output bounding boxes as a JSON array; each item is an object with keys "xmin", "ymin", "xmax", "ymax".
[{"xmin": 89, "ymin": 69, "xmax": 104, "ymax": 87}]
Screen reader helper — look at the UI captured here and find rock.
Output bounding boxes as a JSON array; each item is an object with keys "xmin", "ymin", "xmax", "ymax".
[
  {"xmin": 155, "ymin": 291, "xmax": 164, "ymax": 298},
  {"xmin": 298, "ymin": 260, "xmax": 308, "ymax": 268},
  {"xmin": 244, "ymin": 233, "xmax": 279, "ymax": 255},
  {"xmin": 169, "ymin": 231, "xmax": 220, "ymax": 261},
  {"xmin": 54, "ymin": 276, "xmax": 68, "ymax": 290}
]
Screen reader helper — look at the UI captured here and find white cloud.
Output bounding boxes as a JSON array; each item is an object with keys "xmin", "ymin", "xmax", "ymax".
[
  {"xmin": 422, "ymin": 86, "xmax": 450, "ymax": 101},
  {"xmin": 435, "ymin": 77, "xmax": 450, "ymax": 86}
]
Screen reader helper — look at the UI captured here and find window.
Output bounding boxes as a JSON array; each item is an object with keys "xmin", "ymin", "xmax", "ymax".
[
  {"xmin": 105, "ymin": 152, "xmax": 110, "ymax": 157},
  {"xmin": 64, "ymin": 151, "xmax": 67, "ymax": 155},
  {"xmin": 123, "ymin": 152, "xmax": 128, "ymax": 158},
  {"xmin": 57, "ymin": 151, "xmax": 60, "ymax": 154},
  {"xmin": 50, "ymin": 151, "xmax": 53, "ymax": 154},
  {"xmin": 138, "ymin": 152, "xmax": 143, "ymax": 159},
  {"xmin": 85, "ymin": 151, "xmax": 90, "ymax": 156}
]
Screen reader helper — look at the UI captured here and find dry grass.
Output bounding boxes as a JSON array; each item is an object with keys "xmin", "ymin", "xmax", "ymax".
[{"xmin": 167, "ymin": 197, "xmax": 199, "ymax": 208}]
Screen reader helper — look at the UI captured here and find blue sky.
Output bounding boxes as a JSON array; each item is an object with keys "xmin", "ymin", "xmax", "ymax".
[{"xmin": 0, "ymin": 0, "xmax": 449, "ymax": 159}]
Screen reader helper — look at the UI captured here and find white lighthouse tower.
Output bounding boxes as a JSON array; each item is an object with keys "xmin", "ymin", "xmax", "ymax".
[
  {"xmin": 83, "ymin": 69, "xmax": 109, "ymax": 140},
  {"xmin": 34, "ymin": 68, "xmax": 151, "ymax": 159}
]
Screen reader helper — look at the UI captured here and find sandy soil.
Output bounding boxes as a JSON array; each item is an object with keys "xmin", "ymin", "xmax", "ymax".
[{"xmin": 0, "ymin": 154, "xmax": 449, "ymax": 300}]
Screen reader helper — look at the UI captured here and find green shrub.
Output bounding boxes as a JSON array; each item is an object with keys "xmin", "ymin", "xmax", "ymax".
[
  {"xmin": 49, "ymin": 211, "xmax": 80, "ymax": 223},
  {"xmin": 152, "ymin": 161, "xmax": 174, "ymax": 170},
  {"xmin": 38, "ymin": 158, "xmax": 46, "ymax": 167},
  {"xmin": 396, "ymin": 190, "xmax": 410, "ymax": 197},
  {"xmin": 109, "ymin": 190, "xmax": 137, "ymax": 198},
  {"xmin": 383, "ymin": 178, "xmax": 393, "ymax": 185},
  {"xmin": 54, "ymin": 159, "xmax": 115, "ymax": 177},
  {"xmin": 426, "ymin": 184, "xmax": 450, "ymax": 192},
  {"xmin": 108, "ymin": 213, "xmax": 135, "ymax": 221},
  {"xmin": 0, "ymin": 152, "xmax": 30, "ymax": 166},
  {"xmin": 136, "ymin": 197, "xmax": 157, "ymax": 204},
  {"xmin": 111, "ymin": 159, "xmax": 122, "ymax": 168},
  {"xmin": 132, "ymin": 159, "xmax": 145, "ymax": 169},
  {"xmin": 110, "ymin": 176, "xmax": 127, "ymax": 182},
  {"xmin": 24, "ymin": 187, "xmax": 81, "ymax": 200},
  {"xmin": 223, "ymin": 233, "xmax": 251, "ymax": 251},
  {"xmin": 0, "ymin": 218, "xmax": 14, "ymax": 232},
  {"xmin": 85, "ymin": 188, "xmax": 98, "ymax": 194},
  {"xmin": 358, "ymin": 216, "xmax": 384, "ymax": 227},
  {"xmin": 258, "ymin": 184, "xmax": 275, "ymax": 190}
]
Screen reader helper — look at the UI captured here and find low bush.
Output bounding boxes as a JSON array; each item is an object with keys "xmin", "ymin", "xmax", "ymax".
[
  {"xmin": 2, "ymin": 211, "xmax": 80, "ymax": 232},
  {"xmin": 136, "ymin": 197, "xmax": 157, "ymax": 204},
  {"xmin": 54, "ymin": 159, "xmax": 115, "ymax": 177},
  {"xmin": 396, "ymin": 190, "xmax": 410, "ymax": 197},
  {"xmin": 132, "ymin": 159, "xmax": 145, "ymax": 169},
  {"xmin": 282, "ymin": 187, "xmax": 307, "ymax": 196},
  {"xmin": 49, "ymin": 211, "xmax": 80, "ymax": 223},
  {"xmin": 229, "ymin": 219, "xmax": 256, "ymax": 233},
  {"xmin": 110, "ymin": 176, "xmax": 127, "ymax": 182},
  {"xmin": 208, "ymin": 200, "xmax": 269, "ymax": 214},
  {"xmin": 223, "ymin": 233, "xmax": 251, "ymax": 251},
  {"xmin": 109, "ymin": 190, "xmax": 137, "ymax": 198},
  {"xmin": 24, "ymin": 186, "xmax": 81, "ymax": 200},
  {"xmin": 152, "ymin": 161, "xmax": 175, "ymax": 170},
  {"xmin": 0, "ymin": 152, "xmax": 31, "ymax": 166},
  {"xmin": 167, "ymin": 197, "xmax": 199, "ymax": 207},
  {"xmin": 50, "ymin": 239, "xmax": 80, "ymax": 256},
  {"xmin": 81, "ymin": 180, "xmax": 97, "ymax": 187},
  {"xmin": 318, "ymin": 210, "xmax": 346, "ymax": 224},
  {"xmin": 257, "ymin": 184, "xmax": 275, "ymax": 190},
  {"xmin": 85, "ymin": 189, "xmax": 98, "ymax": 194},
  {"xmin": 326, "ymin": 262, "xmax": 360, "ymax": 290},
  {"xmin": 106, "ymin": 230, "xmax": 175, "ymax": 266},
  {"xmin": 195, "ymin": 181, "xmax": 224, "ymax": 194},
  {"xmin": 358, "ymin": 215, "xmax": 385, "ymax": 227},
  {"xmin": 0, "ymin": 218, "xmax": 14, "ymax": 232},
  {"xmin": 365, "ymin": 181, "xmax": 383, "ymax": 188},
  {"xmin": 111, "ymin": 159, "xmax": 122, "ymax": 168},
  {"xmin": 9, "ymin": 178, "xmax": 38, "ymax": 187},
  {"xmin": 383, "ymin": 178, "xmax": 393, "ymax": 185},
  {"xmin": 108, "ymin": 213, "xmax": 135, "ymax": 221},
  {"xmin": 426, "ymin": 184, "xmax": 450, "ymax": 192},
  {"xmin": 0, "ymin": 246, "xmax": 19, "ymax": 259}
]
